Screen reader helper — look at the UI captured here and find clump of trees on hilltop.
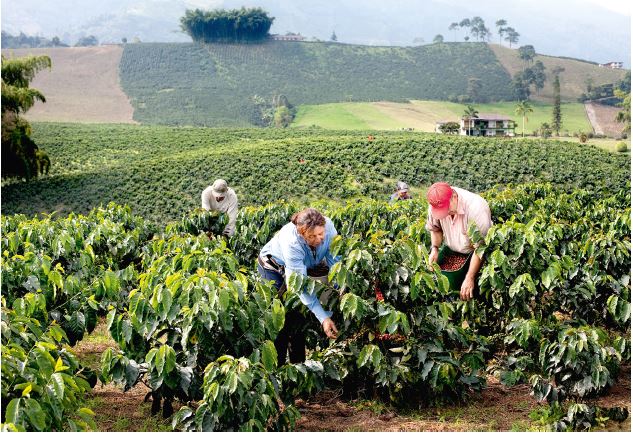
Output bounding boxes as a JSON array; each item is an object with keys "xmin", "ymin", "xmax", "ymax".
[{"xmin": 180, "ymin": 7, "xmax": 274, "ymax": 43}]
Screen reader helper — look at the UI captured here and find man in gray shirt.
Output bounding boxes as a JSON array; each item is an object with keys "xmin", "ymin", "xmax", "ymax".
[{"xmin": 201, "ymin": 179, "xmax": 238, "ymax": 237}]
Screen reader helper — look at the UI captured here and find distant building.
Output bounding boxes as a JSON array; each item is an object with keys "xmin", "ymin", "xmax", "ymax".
[
  {"xmin": 270, "ymin": 33, "xmax": 306, "ymax": 41},
  {"xmin": 460, "ymin": 113, "xmax": 516, "ymax": 137},
  {"xmin": 598, "ymin": 61, "xmax": 623, "ymax": 69}
]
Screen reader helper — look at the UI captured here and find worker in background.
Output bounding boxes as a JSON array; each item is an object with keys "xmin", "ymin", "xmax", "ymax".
[
  {"xmin": 201, "ymin": 179, "xmax": 238, "ymax": 237},
  {"xmin": 389, "ymin": 181, "xmax": 413, "ymax": 203}
]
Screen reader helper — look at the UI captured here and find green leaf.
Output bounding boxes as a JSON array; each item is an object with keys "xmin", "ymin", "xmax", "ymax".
[
  {"xmin": 103, "ymin": 270, "xmax": 120, "ymax": 298},
  {"xmin": 34, "ymin": 347, "xmax": 55, "ymax": 378},
  {"xmin": 24, "ymin": 399, "xmax": 47, "ymax": 431},
  {"xmin": 156, "ymin": 345, "xmax": 167, "ymax": 376},
  {"xmin": 271, "ymin": 299, "xmax": 285, "ymax": 332},
  {"xmin": 5, "ymin": 398, "xmax": 22, "ymax": 424},
  {"xmin": 226, "ymin": 371, "xmax": 238, "ymax": 394},
  {"xmin": 541, "ymin": 262, "xmax": 561, "ymax": 289},
  {"xmin": 340, "ymin": 293, "xmax": 358, "ymax": 320},
  {"xmin": 50, "ymin": 373, "xmax": 64, "ymax": 399},
  {"xmin": 261, "ymin": 340, "xmax": 277, "ymax": 371},
  {"xmin": 164, "ymin": 345, "xmax": 177, "ymax": 374},
  {"xmin": 357, "ymin": 344, "xmax": 379, "ymax": 369},
  {"xmin": 125, "ymin": 360, "xmax": 140, "ymax": 389}
]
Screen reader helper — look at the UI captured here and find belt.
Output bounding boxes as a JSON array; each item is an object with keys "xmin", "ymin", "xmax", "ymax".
[{"xmin": 258, "ymin": 254, "xmax": 284, "ymax": 273}]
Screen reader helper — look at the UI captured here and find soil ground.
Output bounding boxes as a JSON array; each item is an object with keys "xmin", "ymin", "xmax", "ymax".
[
  {"xmin": 585, "ymin": 102, "xmax": 626, "ymax": 138},
  {"xmin": 73, "ymin": 320, "xmax": 631, "ymax": 432},
  {"xmin": 2, "ymin": 46, "xmax": 136, "ymax": 124}
]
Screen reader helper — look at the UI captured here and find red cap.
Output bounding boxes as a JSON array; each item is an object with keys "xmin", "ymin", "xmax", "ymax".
[{"xmin": 427, "ymin": 182, "xmax": 453, "ymax": 219}]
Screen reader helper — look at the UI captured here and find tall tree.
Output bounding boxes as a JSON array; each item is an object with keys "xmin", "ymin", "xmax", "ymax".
[
  {"xmin": 462, "ymin": 104, "xmax": 479, "ymax": 136},
  {"xmin": 448, "ymin": 22, "xmax": 459, "ymax": 42},
  {"xmin": 1, "ymin": 54, "xmax": 51, "ymax": 179},
  {"xmin": 551, "ymin": 74, "xmax": 562, "ymax": 136},
  {"xmin": 470, "ymin": 16, "xmax": 484, "ymax": 41},
  {"xmin": 512, "ymin": 72, "xmax": 530, "ymax": 100},
  {"xmin": 532, "ymin": 60, "xmax": 547, "ymax": 95},
  {"xmin": 614, "ymin": 89, "xmax": 631, "ymax": 136},
  {"xmin": 495, "ymin": 19, "xmax": 507, "ymax": 44},
  {"xmin": 467, "ymin": 77, "xmax": 482, "ymax": 103},
  {"xmin": 459, "ymin": 18, "xmax": 471, "ymax": 41},
  {"xmin": 433, "ymin": 34, "xmax": 444, "ymax": 44},
  {"xmin": 330, "ymin": 31, "xmax": 337, "ymax": 42},
  {"xmin": 518, "ymin": 45, "xmax": 536, "ymax": 65},
  {"xmin": 515, "ymin": 100, "xmax": 533, "ymax": 137},
  {"xmin": 504, "ymin": 27, "xmax": 519, "ymax": 48}
]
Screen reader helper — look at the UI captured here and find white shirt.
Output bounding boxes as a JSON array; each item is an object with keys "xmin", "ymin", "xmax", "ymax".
[
  {"xmin": 425, "ymin": 187, "xmax": 492, "ymax": 254},
  {"xmin": 201, "ymin": 186, "xmax": 238, "ymax": 236}
]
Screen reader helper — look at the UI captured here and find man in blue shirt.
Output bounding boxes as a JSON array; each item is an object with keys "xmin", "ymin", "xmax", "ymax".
[{"xmin": 258, "ymin": 208, "xmax": 340, "ymax": 365}]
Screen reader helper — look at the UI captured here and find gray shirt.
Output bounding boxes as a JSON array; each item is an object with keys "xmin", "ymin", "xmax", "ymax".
[{"xmin": 201, "ymin": 186, "xmax": 238, "ymax": 236}]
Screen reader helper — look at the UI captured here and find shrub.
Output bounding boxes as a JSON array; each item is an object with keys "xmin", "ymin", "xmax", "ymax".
[{"xmin": 616, "ymin": 141, "xmax": 628, "ymax": 152}]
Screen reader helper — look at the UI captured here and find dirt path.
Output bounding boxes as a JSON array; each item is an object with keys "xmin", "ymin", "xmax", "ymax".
[
  {"xmin": 2, "ymin": 46, "xmax": 136, "ymax": 123},
  {"xmin": 585, "ymin": 102, "xmax": 623, "ymax": 138}
]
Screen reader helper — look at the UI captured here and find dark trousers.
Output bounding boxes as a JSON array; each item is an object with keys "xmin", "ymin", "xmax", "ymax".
[{"xmin": 257, "ymin": 263, "xmax": 308, "ymax": 366}]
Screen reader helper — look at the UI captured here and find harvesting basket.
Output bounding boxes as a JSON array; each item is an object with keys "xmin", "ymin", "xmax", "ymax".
[{"xmin": 437, "ymin": 246, "xmax": 473, "ymax": 291}]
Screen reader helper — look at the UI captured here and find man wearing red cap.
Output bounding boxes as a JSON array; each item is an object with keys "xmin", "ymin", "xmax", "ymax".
[{"xmin": 425, "ymin": 182, "xmax": 492, "ymax": 300}]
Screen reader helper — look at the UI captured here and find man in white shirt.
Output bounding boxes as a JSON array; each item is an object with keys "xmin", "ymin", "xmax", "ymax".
[
  {"xmin": 425, "ymin": 182, "xmax": 492, "ymax": 300},
  {"xmin": 201, "ymin": 179, "xmax": 238, "ymax": 237}
]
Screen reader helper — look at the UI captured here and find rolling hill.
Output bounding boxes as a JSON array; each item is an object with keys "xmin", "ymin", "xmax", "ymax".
[
  {"xmin": 489, "ymin": 44, "xmax": 628, "ymax": 103},
  {"xmin": 119, "ymin": 41, "xmax": 515, "ymax": 126},
  {"xmin": 4, "ymin": 41, "xmax": 628, "ymax": 127}
]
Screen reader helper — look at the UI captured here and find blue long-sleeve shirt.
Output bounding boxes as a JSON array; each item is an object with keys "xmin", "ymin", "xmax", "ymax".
[{"xmin": 260, "ymin": 218, "xmax": 340, "ymax": 323}]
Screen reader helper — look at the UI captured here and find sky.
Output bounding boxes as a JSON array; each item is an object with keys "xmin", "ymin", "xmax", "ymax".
[{"xmin": 584, "ymin": 0, "xmax": 631, "ymax": 15}]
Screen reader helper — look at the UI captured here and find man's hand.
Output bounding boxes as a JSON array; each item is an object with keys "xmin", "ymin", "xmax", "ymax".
[
  {"xmin": 428, "ymin": 247, "xmax": 439, "ymax": 269},
  {"xmin": 322, "ymin": 317, "xmax": 338, "ymax": 339},
  {"xmin": 460, "ymin": 275, "xmax": 475, "ymax": 300}
]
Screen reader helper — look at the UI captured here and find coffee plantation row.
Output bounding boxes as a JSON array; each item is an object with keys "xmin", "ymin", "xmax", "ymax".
[
  {"xmin": 2, "ymin": 182, "xmax": 630, "ymax": 431},
  {"xmin": 1, "ymin": 123, "xmax": 630, "ymax": 224}
]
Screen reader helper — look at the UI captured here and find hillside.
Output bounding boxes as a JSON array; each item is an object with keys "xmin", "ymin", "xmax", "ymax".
[
  {"xmin": 3, "ymin": 42, "xmax": 628, "ymax": 127},
  {"xmin": 2, "ymin": 46, "xmax": 136, "ymax": 124},
  {"xmin": 2, "ymin": 123, "xmax": 628, "ymax": 223},
  {"xmin": 120, "ymin": 41, "xmax": 515, "ymax": 126},
  {"xmin": 489, "ymin": 43, "xmax": 628, "ymax": 103}
]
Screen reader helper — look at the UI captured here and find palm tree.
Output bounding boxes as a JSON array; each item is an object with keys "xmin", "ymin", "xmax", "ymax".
[
  {"xmin": 462, "ymin": 105, "xmax": 479, "ymax": 136},
  {"xmin": 515, "ymin": 100, "xmax": 533, "ymax": 137},
  {"xmin": 495, "ymin": 19, "xmax": 507, "ymax": 44}
]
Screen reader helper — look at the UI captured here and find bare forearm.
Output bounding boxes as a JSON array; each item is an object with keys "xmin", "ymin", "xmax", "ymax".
[
  {"xmin": 430, "ymin": 231, "xmax": 443, "ymax": 249},
  {"xmin": 466, "ymin": 251, "xmax": 483, "ymax": 280}
]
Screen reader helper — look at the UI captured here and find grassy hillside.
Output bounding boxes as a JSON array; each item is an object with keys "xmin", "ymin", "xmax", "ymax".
[
  {"xmin": 2, "ymin": 123, "xmax": 628, "ymax": 223},
  {"xmin": 292, "ymin": 100, "xmax": 593, "ymax": 134},
  {"xmin": 120, "ymin": 41, "xmax": 515, "ymax": 126},
  {"xmin": 488, "ymin": 43, "xmax": 628, "ymax": 103}
]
